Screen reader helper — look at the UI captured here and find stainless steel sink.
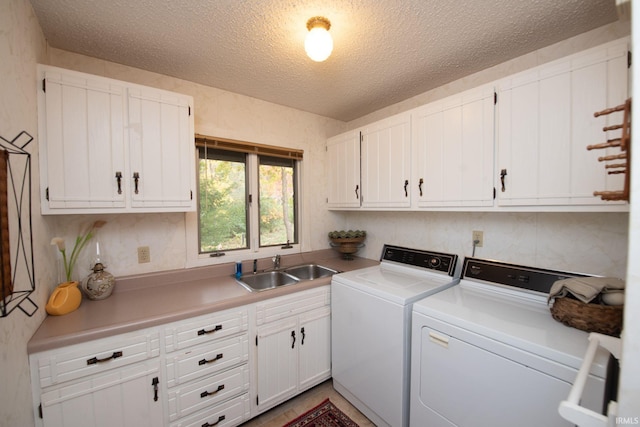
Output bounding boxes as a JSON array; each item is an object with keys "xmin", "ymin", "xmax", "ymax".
[
  {"xmin": 284, "ymin": 264, "xmax": 338, "ymax": 281},
  {"xmin": 236, "ymin": 271, "xmax": 299, "ymax": 292}
]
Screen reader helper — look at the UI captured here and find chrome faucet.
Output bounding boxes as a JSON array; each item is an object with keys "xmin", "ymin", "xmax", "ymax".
[
  {"xmin": 253, "ymin": 259, "xmax": 258, "ymax": 274},
  {"xmin": 272, "ymin": 254, "xmax": 281, "ymax": 270}
]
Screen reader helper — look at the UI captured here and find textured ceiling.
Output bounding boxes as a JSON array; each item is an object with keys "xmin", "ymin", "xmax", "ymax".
[{"xmin": 29, "ymin": 0, "xmax": 619, "ymax": 122}]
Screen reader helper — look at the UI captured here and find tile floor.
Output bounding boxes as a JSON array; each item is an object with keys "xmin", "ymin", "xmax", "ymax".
[{"xmin": 239, "ymin": 379, "xmax": 375, "ymax": 427}]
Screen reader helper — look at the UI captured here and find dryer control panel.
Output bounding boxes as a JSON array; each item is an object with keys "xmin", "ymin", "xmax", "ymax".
[{"xmin": 381, "ymin": 245, "xmax": 457, "ymax": 276}]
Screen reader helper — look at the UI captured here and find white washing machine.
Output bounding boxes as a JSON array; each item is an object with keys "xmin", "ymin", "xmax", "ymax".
[
  {"xmin": 410, "ymin": 257, "xmax": 612, "ymax": 427},
  {"xmin": 331, "ymin": 244, "xmax": 459, "ymax": 427}
]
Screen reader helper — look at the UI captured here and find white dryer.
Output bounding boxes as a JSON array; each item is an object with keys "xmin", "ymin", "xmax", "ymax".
[
  {"xmin": 410, "ymin": 257, "xmax": 612, "ymax": 427},
  {"xmin": 332, "ymin": 244, "xmax": 459, "ymax": 427}
]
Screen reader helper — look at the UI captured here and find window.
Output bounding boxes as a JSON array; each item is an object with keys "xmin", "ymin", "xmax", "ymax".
[
  {"xmin": 195, "ymin": 135, "xmax": 302, "ymax": 257},
  {"xmin": 258, "ymin": 156, "xmax": 297, "ymax": 247},
  {"xmin": 198, "ymin": 147, "xmax": 248, "ymax": 252}
]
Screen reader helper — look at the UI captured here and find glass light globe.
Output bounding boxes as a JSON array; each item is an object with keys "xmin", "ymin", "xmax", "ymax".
[{"xmin": 305, "ymin": 27, "xmax": 333, "ymax": 62}]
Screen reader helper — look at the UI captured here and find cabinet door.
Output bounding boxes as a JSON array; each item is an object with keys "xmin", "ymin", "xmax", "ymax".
[
  {"xmin": 413, "ymin": 86, "xmax": 495, "ymax": 207},
  {"xmin": 128, "ymin": 86, "xmax": 195, "ymax": 210},
  {"xmin": 298, "ymin": 306, "xmax": 331, "ymax": 392},
  {"xmin": 40, "ymin": 67, "xmax": 126, "ymax": 212},
  {"xmin": 327, "ymin": 130, "xmax": 361, "ymax": 208},
  {"xmin": 361, "ymin": 112, "xmax": 412, "ymax": 208},
  {"xmin": 39, "ymin": 360, "xmax": 163, "ymax": 427},
  {"xmin": 255, "ymin": 317, "xmax": 298, "ymax": 412},
  {"xmin": 497, "ymin": 39, "xmax": 628, "ymax": 207}
]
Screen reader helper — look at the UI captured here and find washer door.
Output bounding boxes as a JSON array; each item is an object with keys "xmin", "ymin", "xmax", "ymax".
[{"xmin": 413, "ymin": 325, "xmax": 574, "ymax": 427}]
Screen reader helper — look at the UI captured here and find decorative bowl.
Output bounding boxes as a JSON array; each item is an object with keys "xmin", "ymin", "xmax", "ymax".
[{"xmin": 328, "ymin": 230, "xmax": 366, "ymax": 260}]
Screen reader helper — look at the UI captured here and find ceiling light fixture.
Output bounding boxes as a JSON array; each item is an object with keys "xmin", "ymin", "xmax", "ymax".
[{"xmin": 305, "ymin": 16, "xmax": 333, "ymax": 62}]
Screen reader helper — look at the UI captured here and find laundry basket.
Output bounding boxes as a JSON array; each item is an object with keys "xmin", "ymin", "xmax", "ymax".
[{"xmin": 550, "ymin": 296, "xmax": 623, "ymax": 337}]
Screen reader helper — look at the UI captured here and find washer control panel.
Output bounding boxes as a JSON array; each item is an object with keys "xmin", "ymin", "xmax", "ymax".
[
  {"xmin": 381, "ymin": 244, "xmax": 458, "ymax": 276},
  {"xmin": 462, "ymin": 258, "xmax": 585, "ymax": 294}
]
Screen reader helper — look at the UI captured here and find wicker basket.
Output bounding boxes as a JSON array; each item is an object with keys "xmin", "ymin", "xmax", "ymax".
[{"xmin": 550, "ymin": 296, "xmax": 623, "ymax": 337}]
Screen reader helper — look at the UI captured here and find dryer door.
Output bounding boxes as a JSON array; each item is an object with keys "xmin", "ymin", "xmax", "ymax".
[{"xmin": 412, "ymin": 324, "xmax": 574, "ymax": 427}]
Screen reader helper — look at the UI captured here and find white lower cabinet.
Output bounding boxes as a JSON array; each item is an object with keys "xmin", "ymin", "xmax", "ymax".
[
  {"xmin": 30, "ymin": 328, "xmax": 163, "ymax": 427},
  {"xmin": 164, "ymin": 307, "xmax": 251, "ymax": 427},
  {"xmin": 30, "ymin": 289, "xmax": 333, "ymax": 427},
  {"xmin": 169, "ymin": 394, "xmax": 251, "ymax": 427},
  {"xmin": 39, "ymin": 360, "xmax": 164, "ymax": 427},
  {"xmin": 254, "ymin": 287, "xmax": 331, "ymax": 414}
]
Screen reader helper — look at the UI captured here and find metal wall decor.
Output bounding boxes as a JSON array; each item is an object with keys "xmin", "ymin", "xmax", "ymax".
[{"xmin": 0, "ymin": 131, "xmax": 37, "ymax": 317}]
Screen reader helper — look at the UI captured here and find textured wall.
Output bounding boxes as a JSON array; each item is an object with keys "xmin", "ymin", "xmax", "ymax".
[
  {"xmin": 341, "ymin": 211, "xmax": 628, "ymax": 277},
  {"xmin": 0, "ymin": 1, "xmax": 49, "ymax": 426}
]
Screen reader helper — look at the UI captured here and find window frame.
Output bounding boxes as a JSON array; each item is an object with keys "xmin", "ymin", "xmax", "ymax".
[
  {"xmin": 186, "ymin": 136, "xmax": 304, "ymax": 267},
  {"xmin": 197, "ymin": 147, "xmax": 250, "ymax": 254},
  {"xmin": 257, "ymin": 154, "xmax": 299, "ymax": 248}
]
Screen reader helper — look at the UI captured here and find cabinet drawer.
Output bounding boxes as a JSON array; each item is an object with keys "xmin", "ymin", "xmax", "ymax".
[
  {"xmin": 165, "ymin": 307, "xmax": 248, "ymax": 352},
  {"xmin": 35, "ymin": 329, "xmax": 160, "ymax": 388},
  {"xmin": 166, "ymin": 334, "xmax": 249, "ymax": 387},
  {"xmin": 169, "ymin": 393, "xmax": 250, "ymax": 427},
  {"xmin": 167, "ymin": 364, "xmax": 250, "ymax": 421},
  {"xmin": 256, "ymin": 286, "xmax": 330, "ymax": 325}
]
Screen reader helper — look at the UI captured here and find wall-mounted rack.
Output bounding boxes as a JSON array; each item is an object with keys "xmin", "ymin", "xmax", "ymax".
[
  {"xmin": 0, "ymin": 131, "xmax": 37, "ymax": 317},
  {"xmin": 588, "ymin": 98, "xmax": 631, "ymax": 202}
]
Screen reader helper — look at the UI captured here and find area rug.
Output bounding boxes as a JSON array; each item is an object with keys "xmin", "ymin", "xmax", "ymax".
[{"xmin": 283, "ymin": 398, "xmax": 360, "ymax": 427}]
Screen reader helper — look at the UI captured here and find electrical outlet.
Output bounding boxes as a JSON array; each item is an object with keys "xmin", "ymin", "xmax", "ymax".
[
  {"xmin": 472, "ymin": 230, "xmax": 484, "ymax": 248},
  {"xmin": 137, "ymin": 246, "xmax": 151, "ymax": 263}
]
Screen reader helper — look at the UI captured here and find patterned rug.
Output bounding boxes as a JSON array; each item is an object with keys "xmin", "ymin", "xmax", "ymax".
[{"xmin": 283, "ymin": 398, "xmax": 360, "ymax": 427}]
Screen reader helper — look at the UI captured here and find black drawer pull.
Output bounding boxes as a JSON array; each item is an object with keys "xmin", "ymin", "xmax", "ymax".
[
  {"xmin": 133, "ymin": 172, "xmax": 140, "ymax": 194},
  {"xmin": 152, "ymin": 377, "xmax": 159, "ymax": 401},
  {"xmin": 199, "ymin": 353, "xmax": 223, "ymax": 365},
  {"xmin": 87, "ymin": 351, "xmax": 123, "ymax": 365},
  {"xmin": 202, "ymin": 415, "xmax": 225, "ymax": 427},
  {"xmin": 200, "ymin": 384, "xmax": 225, "ymax": 398},
  {"xmin": 115, "ymin": 171, "xmax": 123, "ymax": 194},
  {"xmin": 198, "ymin": 324, "xmax": 222, "ymax": 336}
]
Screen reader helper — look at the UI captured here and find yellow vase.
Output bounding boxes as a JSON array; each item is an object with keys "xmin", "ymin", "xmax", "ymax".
[{"xmin": 45, "ymin": 281, "xmax": 82, "ymax": 316}]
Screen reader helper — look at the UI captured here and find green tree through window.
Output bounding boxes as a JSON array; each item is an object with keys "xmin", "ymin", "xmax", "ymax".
[
  {"xmin": 198, "ymin": 148, "xmax": 248, "ymax": 252},
  {"xmin": 259, "ymin": 156, "xmax": 296, "ymax": 246},
  {"xmin": 198, "ymin": 148, "xmax": 298, "ymax": 254}
]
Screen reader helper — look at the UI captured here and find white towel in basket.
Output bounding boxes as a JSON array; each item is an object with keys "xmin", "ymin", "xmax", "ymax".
[{"xmin": 547, "ymin": 276, "xmax": 625, "ymax": 304}]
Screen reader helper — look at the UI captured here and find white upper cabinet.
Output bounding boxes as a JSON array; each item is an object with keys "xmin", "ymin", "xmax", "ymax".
[
  {"xmin": 412, "ymin": 85, "xmax": 495, "ymax": 208},
  {"xmin": 40, "ymin": 67, "xmax": 127, "ymax": 211},
  {"xmin": 360, "ymin": 112, "xmax": 412, "ymax": 208},
  {"xmin": 127, "ymin": 87, "xmax": 195, "ymax": 209},
  {"xmin": 326, "ymin": 130, "xmax": 361, "ymax": 208},
  {"xmin": 38, "ymin": 65, "xmax": 196, "ymax": 214},
  {"xmin": 497, "ymin": 38, "xmax": 629, "ymax": 208}
]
